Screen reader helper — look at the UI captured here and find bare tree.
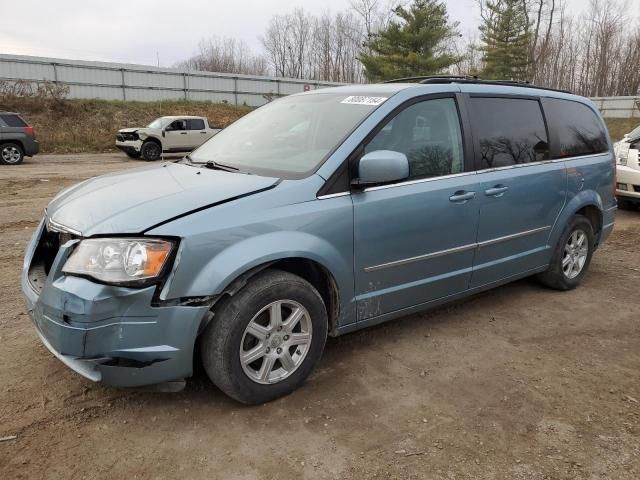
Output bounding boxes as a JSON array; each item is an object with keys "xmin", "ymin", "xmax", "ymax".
[{"xmin": 177, "ymin": 36, "xmax": 268, "ymax": 76}]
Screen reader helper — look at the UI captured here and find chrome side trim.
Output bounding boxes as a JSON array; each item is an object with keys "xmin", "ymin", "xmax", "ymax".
[
  {"xmin": 317, "ymin": 192, "xmax": 351, "ymax": 200},
  {"xmin": 603, "ymin": 222, "xmax": 615, "ymax": 230},
  {"xmin": 477, "ymin": 226, "xmax": 552, "ymax": 248},
  {"xmin": 363, "ymin": 225, "xmax": 552, "ymax": 272},
  {"xmin": 44, "ymin": 209, "xmax": 83, "ymax": 236},
  {"xmin": 364, "ymin": 243, "xmax": 476, "ymax": 273},
  {"xmin": 364, "ymin": 171, "xmax": 476, "ymax": 193}
]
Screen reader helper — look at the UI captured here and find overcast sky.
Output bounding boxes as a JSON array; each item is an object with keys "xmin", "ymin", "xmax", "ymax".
[{"xmin": 3, "ymin": 0, "xmax": 637, "ymax": 68}]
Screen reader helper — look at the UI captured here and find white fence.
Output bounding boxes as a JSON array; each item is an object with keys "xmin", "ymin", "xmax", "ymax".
[
  {"xmin": 591, "ymin": 96, "xmax": 640, "ymax": 119},
  {"xmin": 0, "ymin": 54, "xmax": 343, "ymax": 107}
]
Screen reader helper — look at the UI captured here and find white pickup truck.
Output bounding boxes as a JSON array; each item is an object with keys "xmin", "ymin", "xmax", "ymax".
[{"xmin": 115, "ymin": 116, "xmax": 222, "ymax": 160}]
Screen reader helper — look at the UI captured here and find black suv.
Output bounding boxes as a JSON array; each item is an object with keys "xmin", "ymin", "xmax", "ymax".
[{"xmin": 0, "ymin": 112, "xmax": 39, "ymax": 165}]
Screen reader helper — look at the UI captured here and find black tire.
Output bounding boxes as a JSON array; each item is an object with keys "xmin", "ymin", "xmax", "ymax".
[
  {"xmin": 140, "ymin": 140, "xmax": 161, "ymax": 160},
  {"xmin": 200, "ymin": 269, "xmax": 328, "ymax": 404},
  {"xmin": 126, "ymin": 151, "xmax": 142, "ymax": 159},
  {"xmin": 537, "ymin": 214, "xmax": 594, "ymax": 290},
  {"xmin": 0, "ymin": 142, "xmax": 24, "ymax": 165}
]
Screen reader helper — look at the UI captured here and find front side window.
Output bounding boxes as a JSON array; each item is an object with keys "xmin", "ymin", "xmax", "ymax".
[
  {"xmin": 190, "ymin": 93, "xmax": 385, "ymax": 178},
  {"xmin": 543, "ymin": 99, "xmax": 608, "ymax": 158},
  {"xmin": 364, "ymin": 98, "xmax": 464, "ymax": 180},
  {"xmin": 470, "ymin": 97, "xmax": 550, "ymax": 169},
  {"xmin": 167, "ymin": 120, "xmax": 186, "ymax": 131}
]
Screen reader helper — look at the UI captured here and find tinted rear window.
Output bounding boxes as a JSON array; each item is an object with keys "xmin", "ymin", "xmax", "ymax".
[
  {"xmin": 470, "ymin": 97, "xmax": 550, "ymax": 169},
  {"xmin": 543, "ymin": 99, "xmax": 608, "ymax": 158},
  {"xmin": 0, "ymin": 114, "xmax": 27, "ymax": 127},
  {"xmin": 187, "ymin": 119, "xmax": 205, "ymax": 130}
]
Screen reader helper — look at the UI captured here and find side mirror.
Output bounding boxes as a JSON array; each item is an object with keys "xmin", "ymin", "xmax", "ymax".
[{"xmin": 352, "ymin": 150, "xmax": 409, "ymax": 188}]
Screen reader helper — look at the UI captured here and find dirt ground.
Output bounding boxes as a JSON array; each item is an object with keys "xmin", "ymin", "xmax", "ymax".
[{"xmin": 0, "ymin": 153, "xmax": 638, "ymax": 480}]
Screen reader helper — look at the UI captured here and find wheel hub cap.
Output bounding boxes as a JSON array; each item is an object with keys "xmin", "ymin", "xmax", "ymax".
[
  {"xmin": 239, "ymin": 300, "xmax": 313, "ymax": 385},
  {"xmin": 562, "ymin": 229, "xmax": 588, "ymax": 279},
  {"xmin": 2, "ymin": 147, "xmax": 20, "ymax": 163}
]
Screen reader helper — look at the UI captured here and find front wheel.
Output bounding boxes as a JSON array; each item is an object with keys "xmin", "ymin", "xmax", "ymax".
[
  {"xmin": 200, "ymin": 270, "xmax": 328, "ymax": 404},
  {"xmin": 537, "ymin": 214, "xmax": 594, "ymax": 290},
  {"xmin": 140, "ymin": 141, "xmax": 161, "ymax": 160}
]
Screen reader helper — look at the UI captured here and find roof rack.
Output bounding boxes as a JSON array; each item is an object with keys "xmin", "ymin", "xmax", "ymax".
[{"xmin": 382, "ymin": 75, "xmax": 572, "ymax": 94}]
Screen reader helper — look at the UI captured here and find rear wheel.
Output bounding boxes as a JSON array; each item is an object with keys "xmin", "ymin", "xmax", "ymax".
[
  {"xmin": 140, "ymin": 140, "xmax": 161, "ymax": 160},
  {"xmin": 0, "ymin": 143, "xmax": 24, "ymax": 165},
  {"xmin": 537, "ymin": 214, "xmax": 594, "ymax": 290},
  {"xmin": 200, "ymin": 269, "xmax": 328, "ymax": 404}
]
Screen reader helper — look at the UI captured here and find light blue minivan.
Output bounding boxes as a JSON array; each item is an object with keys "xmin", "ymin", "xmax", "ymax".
[{"xmin": 22, "ymin": 77, "xmax": 616, "ymax": 404}]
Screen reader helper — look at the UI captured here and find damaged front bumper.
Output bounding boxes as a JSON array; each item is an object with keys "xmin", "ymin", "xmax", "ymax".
[
  {"xmin": 115, "ymin": 139, "xmax": 143, "ymax": 155},
  {"xmin": 21, "ymin": 221, "xmax": 209, "ymax": 387}
]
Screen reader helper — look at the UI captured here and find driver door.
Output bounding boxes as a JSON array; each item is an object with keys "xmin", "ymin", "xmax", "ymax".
[
  {"xmin": 164, "ymin": 119, "xmax": 191, "ymax": 151},
  {"xmin": 353, "ymin": 95, "xmax": 480, "ymax": 321}
]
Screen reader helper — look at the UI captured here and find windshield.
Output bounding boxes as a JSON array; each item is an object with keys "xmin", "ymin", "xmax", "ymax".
[
  {"xmin": 147, "ymin": 117, "xmax": 172, "ymax": 129},
  {"xmin": 629, "ymin": 125, "xmax": 640, "ymax": 141},
  {"xmin": 189, "ymin": 92, "xmax": 386, "ymax": 178}
]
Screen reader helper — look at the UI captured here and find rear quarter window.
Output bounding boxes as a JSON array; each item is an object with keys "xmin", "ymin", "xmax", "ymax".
[
  {"xmin": 543, "ymin": 98, "xmax": 608, "ymax": 158},
  {"xmin": 0, "ymin": 114, "xmax": 27, "ymax": 127}
]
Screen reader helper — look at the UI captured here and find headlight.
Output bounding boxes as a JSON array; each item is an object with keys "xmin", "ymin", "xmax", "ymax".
[{"xmin": 62, "ymin": 238, "xmax": 175, "ymax": 285}]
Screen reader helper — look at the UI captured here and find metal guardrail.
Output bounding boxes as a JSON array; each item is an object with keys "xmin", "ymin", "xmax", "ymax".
[
  {"xmin": 0, "ymin": 54, "xmax": 637, "ymax": 116},
  {"xmin": 0, "ymin": 54, "xmax": 344, "ymax": 107},
  {"xmin": 591, "ymin": 96, "xmax": 640, "ymax": 119}
]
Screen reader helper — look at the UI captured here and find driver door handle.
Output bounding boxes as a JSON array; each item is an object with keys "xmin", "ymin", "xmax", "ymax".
[
  {"xmin": 449, "ymin": 191, "xmax": 476, "ymax": 203},
  {"xmin": 180, "ymin": 132, "xmax": 188, "ymax": 135}
]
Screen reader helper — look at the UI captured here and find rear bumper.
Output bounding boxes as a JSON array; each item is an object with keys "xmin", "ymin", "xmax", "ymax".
[
  {"xmin": 21, "ymin": 222, "xmax": 209, "ymax": 387},
  {"xmin": 24, "ymin": 138, "xmax": 39, "ymax": 157}
]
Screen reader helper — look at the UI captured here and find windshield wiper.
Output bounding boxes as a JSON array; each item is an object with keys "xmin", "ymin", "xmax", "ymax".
[{"xmin": 204, "ymin": 160, "xmax": 240, "ymax": 172}]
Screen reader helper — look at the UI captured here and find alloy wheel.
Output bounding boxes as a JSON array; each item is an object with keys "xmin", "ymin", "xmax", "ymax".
[
  {"xmin": 1, "ymin": 146, "xmax": 21, "ymax": 164},
  {"xmin": 239, "ymin": 300, "xmax": 313, "ymax": 385},
  {"xmin": 562, "ymin": 229, "xmax": 588, "ymax": 279}
]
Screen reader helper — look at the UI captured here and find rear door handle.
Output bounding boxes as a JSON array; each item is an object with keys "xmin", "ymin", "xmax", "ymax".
[
  {"xmin": 449, "ymin": 191, "xmax": 476, "ymax": 203},
  {"xmin": 485, "ymin": 186, "xmax": 509, "ymax": 197},
  {"xmin": 180, "ymin": 132, "xmax": 188, "ymax": 135}
]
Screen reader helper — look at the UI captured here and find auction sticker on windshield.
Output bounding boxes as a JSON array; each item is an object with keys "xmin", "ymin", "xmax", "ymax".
[{"xmin": 341, "ymin": 96, "xmax": 388, "ymax": 106}]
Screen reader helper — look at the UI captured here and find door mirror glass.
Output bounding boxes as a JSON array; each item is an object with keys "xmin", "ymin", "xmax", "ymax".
[{"xmin": 355, "ymin": 150, "xmax": 409, "ymax": 186}]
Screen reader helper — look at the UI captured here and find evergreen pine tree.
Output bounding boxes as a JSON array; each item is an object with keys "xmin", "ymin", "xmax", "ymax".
[
  {"xmin": 479, "ymin": 0, "xmax": 531, "ymax": 80},
  {"xmin": 360, "ymin": 0, "xmax": 461, "ymax": 82}
]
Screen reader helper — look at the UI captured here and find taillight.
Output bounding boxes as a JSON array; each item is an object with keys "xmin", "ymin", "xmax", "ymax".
[{"xmin": 23, "ymin": 126, "xmax": 34, "ymax": 137}]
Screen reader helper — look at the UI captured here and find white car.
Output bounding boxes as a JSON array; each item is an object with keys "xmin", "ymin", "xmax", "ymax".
[
  {"xmin": 115, "ymin": 116, "xmax": 222, "ymax": 160},
  {"xmin": 615, "ymin": 125, "xmax": 640, "ymax": 205}
]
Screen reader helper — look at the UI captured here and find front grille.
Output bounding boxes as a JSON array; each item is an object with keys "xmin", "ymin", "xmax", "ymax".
[
  {"xmin": 27, "ymin": 226, "xmax": 76, "ymax": 292},
  {"xmin": 117, "ymin": 133, "xmax": 138, "ymax": 142}
]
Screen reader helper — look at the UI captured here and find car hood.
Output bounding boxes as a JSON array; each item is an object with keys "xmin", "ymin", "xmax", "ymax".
[
  {"xmin": 46, "ymin": 162, "xmax": 279, "ymax": 236},
  {"xmin": 118, "ymin": 127, "xmax": 159, "ymax": 135}
]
